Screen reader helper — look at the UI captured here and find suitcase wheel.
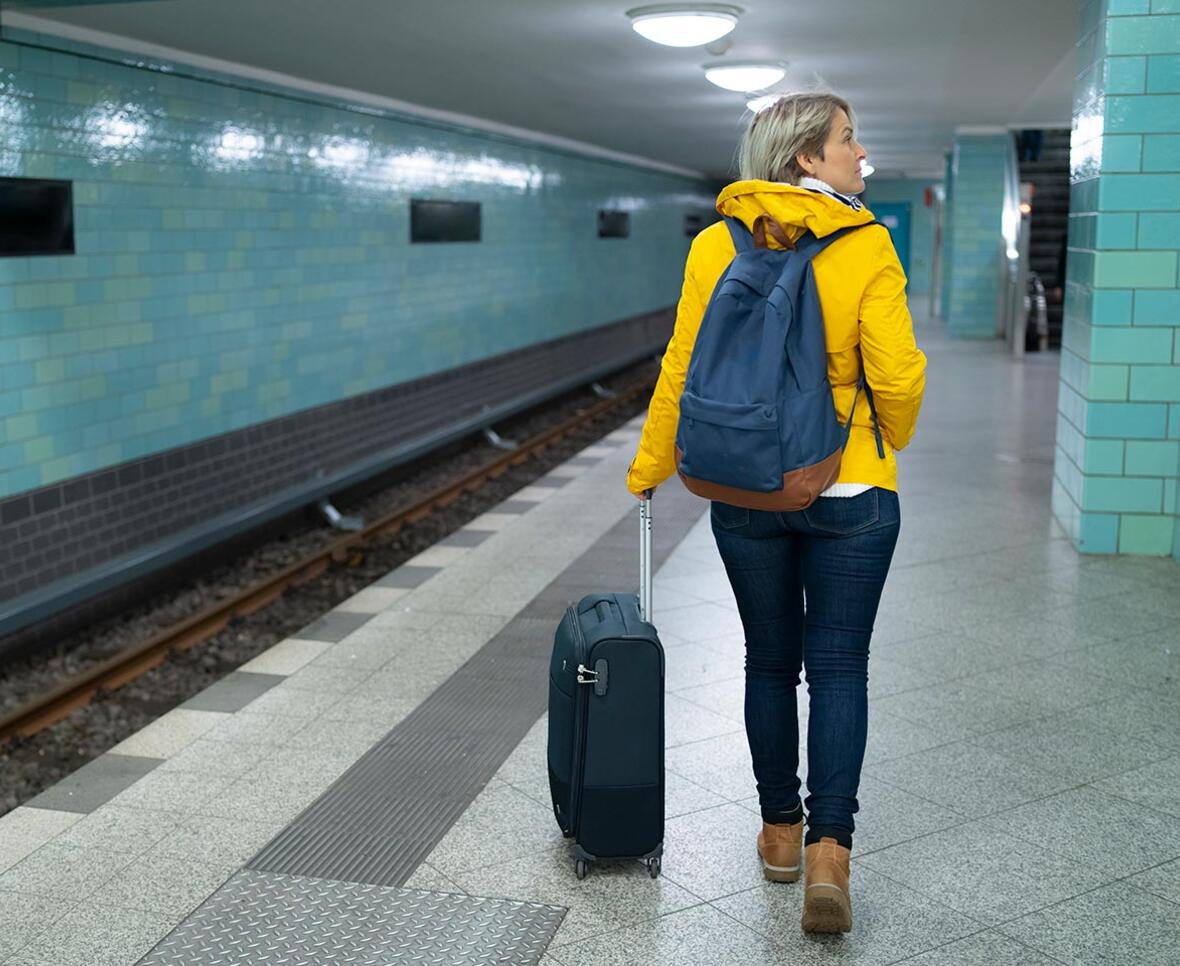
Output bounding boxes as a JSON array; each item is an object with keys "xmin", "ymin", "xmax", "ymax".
[
  {"xmin": 574, "ymin": 858, "xmax": 589, "ymax": 880},
  {"xmin": 646, "ymin": 857, "xmax": 661, "ymax": 879}
]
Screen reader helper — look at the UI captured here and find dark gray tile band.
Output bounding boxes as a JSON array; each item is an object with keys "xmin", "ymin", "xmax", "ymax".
[
  {"xmin": 181, "ymin": 672, "xmax": 286, "ymax": 714},
  {"xmin": 27, "ymin": 753, "xmax": 162, "ymax": 815},
  {"xmin": 375, "ymin": 565, "xmax": 442, "ymax": 589},
  {"xmin": 530, "ymin": 475, "xmax": 574, "ymax": 489},
  {"xmin": 294, "ymin": 611, "xmax": 374, "ymax": 643},
  {"xmin": 438, "ymin": 528, "xmax": 496, "ymax": 548},
  {"xmin": 493, "ymin": 499, "xmax": 541, "ymax": 515},
  {"xmin": 136, "ymin": 869, "xmax": 564, "ymax": 966},
  {"xmin": 248, "ymin": 480, "xmax": 705, "ymax": 886}
]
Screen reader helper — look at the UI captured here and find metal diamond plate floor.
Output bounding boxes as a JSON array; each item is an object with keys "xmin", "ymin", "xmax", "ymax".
[{"xmin": 136, "ymin": 869, "xmax": 565, "ymax": 966}]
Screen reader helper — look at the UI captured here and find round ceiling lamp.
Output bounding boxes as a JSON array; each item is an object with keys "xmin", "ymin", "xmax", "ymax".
[
  {"xmin": 626, "ymin": 4, "xmax": 742, "ymax": 47},
  {"xmin": 703, "ymin": 60, "xmax": 786, "ymax": 92}
]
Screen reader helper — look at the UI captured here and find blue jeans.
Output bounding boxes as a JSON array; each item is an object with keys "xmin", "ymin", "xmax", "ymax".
[{"xmin": 710, "ymin": 488, "xmax": 900, "ymax": 849}]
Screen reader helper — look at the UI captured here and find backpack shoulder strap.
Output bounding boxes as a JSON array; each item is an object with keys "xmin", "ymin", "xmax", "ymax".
[
  {"xmin": 723, "ymin": 216, "xmax": 754, "ymax": 254},
  {"xmin": 795, "ymin": 219, "xmax": 885, "ymax": 260}
]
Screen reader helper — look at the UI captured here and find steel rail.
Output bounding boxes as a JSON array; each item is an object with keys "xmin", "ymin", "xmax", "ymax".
[{"xmin": 0, "ymin": 376, "xmax": 653, "ymax": 746}]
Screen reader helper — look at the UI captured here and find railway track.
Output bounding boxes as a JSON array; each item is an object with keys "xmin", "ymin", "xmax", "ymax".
[{"xmin": 0, "ymin": 374, "xmax": 653, "ymax": 748}]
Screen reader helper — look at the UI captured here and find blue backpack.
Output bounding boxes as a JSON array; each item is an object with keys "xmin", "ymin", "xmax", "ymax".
[{"xmin": 675, "ymin": 215, "xmax": 885, "ymax": 511}]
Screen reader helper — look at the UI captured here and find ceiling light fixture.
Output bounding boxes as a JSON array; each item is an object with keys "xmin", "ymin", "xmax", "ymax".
[
  {"xmin": 627, "ymin": 4, "xmax": 742, "ymax": 47},
  {"xmin": 703, "ymin": 60, "xmax": 786, "ymax": 92}
]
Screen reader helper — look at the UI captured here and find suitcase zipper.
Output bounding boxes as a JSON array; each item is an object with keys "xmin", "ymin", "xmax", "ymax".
[{"xmin": 567, "ymin": 604, "xmax": 591, "ymax": 837}]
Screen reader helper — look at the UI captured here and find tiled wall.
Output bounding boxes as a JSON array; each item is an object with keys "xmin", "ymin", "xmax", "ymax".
[
  {"xmin": 862, "ymin": 178, "xmax": 939, "ymax": 297},
  {"xmin": 939, "ymin": 152, "xmax": 954, "ymax": 320},
  {"xmin": 0, "ymin": 28, "xmax": 711, "ymax": 503},
  {"xmin": 945, "ymin": 133, "xmax": 1014, "ymax": 338},
  {"xmin": 1052, "ymin": 0, "xmax": 1180, "ymax": 560}
]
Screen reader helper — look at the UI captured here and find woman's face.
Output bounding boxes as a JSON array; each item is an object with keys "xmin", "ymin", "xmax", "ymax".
[{"xmin": 798, "ymin": 109, "xmax": 868, "ymax": 196}]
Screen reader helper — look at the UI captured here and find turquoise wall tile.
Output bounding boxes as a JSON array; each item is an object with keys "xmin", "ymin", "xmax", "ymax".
[
  {"xmin": 1142, "ymin": 134, "xmax": 1180, "ymax": 169},
  {"xmin": 1135, "ymin": 290, "xmax": 1180, "ymax": 323},
  {"xmin": 1139, "ymin": 212, "xmax": 1180, "ymax": 247},
  {"xmin": 1110, "ymin": 0, "xmax": 1151, "ymax": 13},
  {"xmin": 1130, "ymin": 364, "xmax": 1180, "ymax": 397},
  {"xmin": 1084, "ymin": 475, "xmax": 1163, "ymax": 511},
  {"xmin": 1126, "ymin": 439, "xmax": 1180, "ymax": 473},
  {"xmin": 1148, "ymin": 54, "xmax": 1180, "ymax": 90},
  {"xmin": 1098, "ymin": 173, "xmax": 1180, "ymax": 209},
  {"xmin": 0, "ymin": 31, "xmax": 713, "ymax": 499},
  {"xmin": 1101, "ymin": 135, "xmax": 1143, "ymax": 171},
  {"xmin": 1085, "ymin": 400, "xmax": 1169, "ymax": 437},
  {"xmin": 1106, "ymin": 15, "xmax": 1180, "ymax": 55},
  {"xmin": 1092, "ymin": 250, "xmax": 1177, "ymax": 287},
  {"xmin": 1120, "ymin": 514, "xmax": 1175, "ymax": 551},
  {"xmin": 1080, "ymin": 514, "xmax": 1113, "ymax": 552},
  {"xmin": 1086, "ymin": 439, "xmax": 1127, "ymax": 473},
  {"xmin": 1091, "ymin": 364, "xmax": 1132, "ymax": 398},
  {"xmin": 1107, "ymin": 56, "xmax": 1148, "ymax": 92},
  {"xmin": 1093, "ymin": 289, "xmax": 1135, "ymax": 325},
  {"xmin": 1106, "ymin": 94, "xmax": 1180, "ymax": 132},
  {"xmin": 1080, "ymin": 511, "xmax": 1119, "ymax": 553},
  {"xmin": 1154, "ymin": 0, "xmax": 1180, "ymax": 13},
  {"xmin": 1095, "ymin": 211, "xmax": 1139, "ymax": 247},
  {"xmin": 1092, "ymin": 326, "xmax": 1174, "ymax": 361}
]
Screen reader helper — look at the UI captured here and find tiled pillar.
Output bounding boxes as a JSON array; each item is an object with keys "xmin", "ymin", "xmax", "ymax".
[
  {"xmin": 946, "ymin": 132, "xmax": 1014, "ymax": 338},
  {"xmin": 1052, "ymin": 0, "xmax": 1180, "ymax": 560}
]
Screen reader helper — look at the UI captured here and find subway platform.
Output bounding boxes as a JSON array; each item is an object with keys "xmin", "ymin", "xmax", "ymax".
[{"xmin": 1, "ymin": 311, "xmax": 1179, "ymax": 966}]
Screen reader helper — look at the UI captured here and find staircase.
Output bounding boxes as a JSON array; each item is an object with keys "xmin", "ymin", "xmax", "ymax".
[{"xmin": 1016, "ymin": 128, "xmax": 1071, "ymax": 350}]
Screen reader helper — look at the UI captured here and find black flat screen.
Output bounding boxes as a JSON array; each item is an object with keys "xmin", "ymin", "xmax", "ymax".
[
  {"xmin": 0, "ymin": 177, "xmax": 75, "ymax": 257},
  {"xmin": 410, "ymin": 199, "xmax": 481, "ymax": 243},
  {"xmin": 597, "ymin": 210, "xmax": 629, "ymax": 239}
]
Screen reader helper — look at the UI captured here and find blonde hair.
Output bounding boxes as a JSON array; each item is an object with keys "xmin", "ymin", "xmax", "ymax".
[{"xmin": 738, "ymin": 92, "xmax": 854, "ymax": 184}]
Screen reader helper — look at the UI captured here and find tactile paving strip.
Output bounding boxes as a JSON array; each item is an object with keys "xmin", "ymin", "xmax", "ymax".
[
  {"xmin": 137, "ymin": 869, "xmax": 565, "ymax": 966},
  {"xmin": 247, "ymin": 478, "xmax": 705, "ymax": 887}
]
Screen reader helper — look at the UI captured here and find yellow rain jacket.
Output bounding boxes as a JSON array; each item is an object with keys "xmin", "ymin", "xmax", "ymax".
[{"xmin": 627, "ymin": 180, "xmax": 927, "ymax": 497}]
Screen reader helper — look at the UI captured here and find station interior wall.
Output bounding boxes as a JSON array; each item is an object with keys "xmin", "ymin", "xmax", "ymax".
[{"xmin": 0, "ymin": 27, "xmax": 711, "ymax": 503}]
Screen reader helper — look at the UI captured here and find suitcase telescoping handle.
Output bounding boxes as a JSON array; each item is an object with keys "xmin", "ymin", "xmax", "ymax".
[{"xmin": 639, "ymin": 491, "xmax": 653, "ymax": 622}]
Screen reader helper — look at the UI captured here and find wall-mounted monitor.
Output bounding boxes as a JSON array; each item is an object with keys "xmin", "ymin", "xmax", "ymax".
[
  {"xmin": 410, "ymin": 199, "xmax": 481, "ymax": 243},
  {"xmin": 0, "ymin": 177, "xmax": 74, "ymax": 257},
  {"xmin": 597, "ymin": 210, "xmax": 630, "ymax": 239}
]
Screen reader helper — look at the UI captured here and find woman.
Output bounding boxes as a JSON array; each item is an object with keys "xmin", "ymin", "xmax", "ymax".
[{"xmin": 627, "ymin": 92, "xmax": 926, "ymax": 934}]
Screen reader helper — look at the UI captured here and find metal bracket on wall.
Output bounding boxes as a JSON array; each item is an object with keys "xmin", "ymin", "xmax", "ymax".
[
  {"xmin": 482, "ymin": 427, "xmax": 518, "ymax": 451},
  {"xmin": 317, "ymin": 500, "xmax": 364, "ymax": 532},
  {"xmin": 590, "ymin": 382, "xmax": 616, "ymax": 399}
]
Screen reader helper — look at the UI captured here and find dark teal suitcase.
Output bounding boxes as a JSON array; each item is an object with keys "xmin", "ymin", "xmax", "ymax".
[{"xmin": 547, "ymin": 499, "xmax": 664, "ymax": 880}]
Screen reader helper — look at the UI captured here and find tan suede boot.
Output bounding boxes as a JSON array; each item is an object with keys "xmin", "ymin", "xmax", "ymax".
[
  {"xmin": 801, "ymin": 836, "xmax": 852, "ymax": 933},
  {"xmin": 756, "ymin": 820, "xmax": 803, "ymax": 882}
]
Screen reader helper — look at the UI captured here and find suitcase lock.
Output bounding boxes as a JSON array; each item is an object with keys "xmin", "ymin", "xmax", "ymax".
[{"xmin": 576, "ymin": 660, "xmax": 609, "ymax": 696}]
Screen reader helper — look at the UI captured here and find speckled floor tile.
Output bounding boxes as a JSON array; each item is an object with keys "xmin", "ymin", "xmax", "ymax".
[
  {"xmin": 451, "ymin": 845, "xmax": 699, "ymax": 948},
  {"xmin": 0, "ymin": 807, "xmax": 82, "ymax": 875},
  {"xmin": 17, "ymin": 900, "xmax": 175, "ymax": 966},
  {"xmin": 545, "ymin": 903, "xmax": 778, "ymax": 965},
  {"xmin": 713, "ymin": 863, "xmax": 981, "ymax": 964},
  {"xmin": 897, "ymin": 929, "xmax": 1063, "ymax": 965},
  {"xmin": 978, "ymin": 785, "xmax": 1180, "ymax": 878},
  {"xmin": 997, "ymin": 880, "xmax": 1180, "ymax": 965},
  {"xmin": 855, "ymin": 821, "xmax": 1111, "ymax": 926}
]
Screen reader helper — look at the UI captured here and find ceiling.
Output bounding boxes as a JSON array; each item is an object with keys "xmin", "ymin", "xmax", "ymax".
[{"xmin": 5, "ymin": 0, "xmax": 1079, "ymax": 180}]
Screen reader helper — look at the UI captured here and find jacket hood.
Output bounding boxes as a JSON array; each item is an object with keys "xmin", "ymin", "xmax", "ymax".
[{"xmin": 716, "ymin": 179, "xmax": 875, "ymax": 244}]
